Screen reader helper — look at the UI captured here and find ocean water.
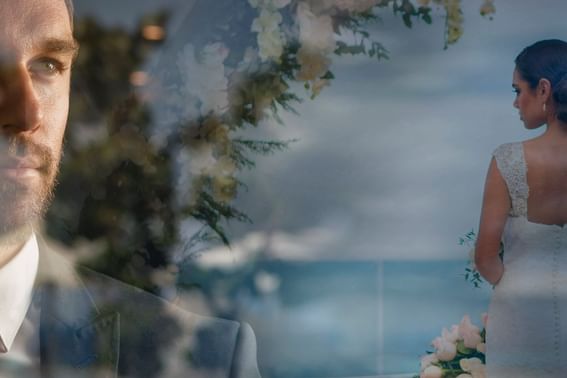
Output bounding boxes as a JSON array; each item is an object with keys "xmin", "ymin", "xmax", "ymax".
[{"xmin": 180, "ymin": 259, "xmax": 491, "ymax": 377}]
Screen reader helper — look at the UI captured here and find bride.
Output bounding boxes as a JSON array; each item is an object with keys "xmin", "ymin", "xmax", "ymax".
[{"xmin": 475, "ymin": 39, "xmax": 567, "ymax": 377}]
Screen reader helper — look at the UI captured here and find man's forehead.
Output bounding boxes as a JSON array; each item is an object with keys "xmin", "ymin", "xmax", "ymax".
[{"xmin": 0, "ymin": 0, "xmax": 73, "ymax": 49}]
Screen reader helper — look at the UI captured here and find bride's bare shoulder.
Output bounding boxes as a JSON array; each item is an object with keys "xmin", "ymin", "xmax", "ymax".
[{"xmin": 521, "ymin": 136, "xmax": 567, "ymax": 170}]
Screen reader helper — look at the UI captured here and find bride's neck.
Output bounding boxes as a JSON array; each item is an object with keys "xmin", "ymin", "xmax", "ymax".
[{"xmin": 542, "ymin": 119, "xmax": 567, "ymax": 141}]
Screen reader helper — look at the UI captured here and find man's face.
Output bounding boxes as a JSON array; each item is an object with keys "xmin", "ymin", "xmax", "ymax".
[{"xmin": 0, "ymin": 0, "xmax": 77, "ymax": 233}]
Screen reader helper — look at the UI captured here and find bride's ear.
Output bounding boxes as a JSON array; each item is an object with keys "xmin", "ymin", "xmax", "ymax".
[{"xmin": 537, "ymin": 78, "xmax": 552, "ymax": 101}]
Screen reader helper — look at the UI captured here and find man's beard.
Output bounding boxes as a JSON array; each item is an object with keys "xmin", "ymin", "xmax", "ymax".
[{"xmin": 0, "ymin": 136, "xmax": 59, "ymax": 235}]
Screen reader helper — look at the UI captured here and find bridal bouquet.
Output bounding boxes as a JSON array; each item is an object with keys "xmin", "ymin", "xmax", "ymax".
[{"xmin": 414, "ymin": 314, "xmax": 487, "ymax": 378}]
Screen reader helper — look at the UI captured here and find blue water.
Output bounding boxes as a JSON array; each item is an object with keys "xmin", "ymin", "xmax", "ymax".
[{"xmin": 179, "ymin": 260, "xmax": 491, "ymax": 377}]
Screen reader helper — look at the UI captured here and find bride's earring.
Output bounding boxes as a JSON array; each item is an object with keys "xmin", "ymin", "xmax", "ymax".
[{"xmin": 543, "ymin": 103, "xmax": 547, "ymax": 113}]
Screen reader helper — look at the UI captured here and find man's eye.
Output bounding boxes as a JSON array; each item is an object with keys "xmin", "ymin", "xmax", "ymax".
[{"xmin": 30, "ymin": 59, "xmax": 64, "ymax": 77}]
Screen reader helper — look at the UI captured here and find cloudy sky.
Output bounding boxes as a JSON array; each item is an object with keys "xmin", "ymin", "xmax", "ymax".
[
  {"xmin": 218, "ymin": 0, "xmax": 567, "ymax": 263},
  {"xmin": 73, "ymin": 0, "xmax": 567, "ymax": 262}
]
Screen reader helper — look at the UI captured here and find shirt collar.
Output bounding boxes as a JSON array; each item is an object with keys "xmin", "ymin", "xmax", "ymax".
[{"xmin": 0, "ymin": 233, "xmax": 39, "ymax": 352}]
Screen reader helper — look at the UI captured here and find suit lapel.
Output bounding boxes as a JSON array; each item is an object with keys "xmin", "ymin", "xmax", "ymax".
[{"xmin": 35, "ymin": 240, "xmax": 120, "ymax": 378}]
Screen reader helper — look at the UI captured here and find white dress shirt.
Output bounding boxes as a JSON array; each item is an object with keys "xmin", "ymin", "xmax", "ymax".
[{"xmin": 0, "ymin": 234, "xmax": 39, "ymax": 354}]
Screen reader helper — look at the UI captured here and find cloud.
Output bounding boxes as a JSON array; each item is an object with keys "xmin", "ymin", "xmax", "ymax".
[
  {"xmin": 195, "ymin": 220, "xmax": 351, "ymax": 269},
  {"xmin": 230, "ymin": 70, "xmax": 533, "ymax": 260},
  {"xmin": 75, "ymin": 0, "xmax": 564, "ymax": 261}
]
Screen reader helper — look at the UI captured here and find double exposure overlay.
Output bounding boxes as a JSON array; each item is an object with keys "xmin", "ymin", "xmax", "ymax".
[{"xmin": 19, "ymin": 0, "xmax": 566, "ymax": 376}]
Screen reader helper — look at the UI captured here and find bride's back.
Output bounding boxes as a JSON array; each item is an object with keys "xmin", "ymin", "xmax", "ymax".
[{"xmin": 524, "ymin": 138, "xmax": 567, "ymax": 225}]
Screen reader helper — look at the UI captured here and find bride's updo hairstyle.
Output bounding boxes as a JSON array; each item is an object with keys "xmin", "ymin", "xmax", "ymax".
[{"xmin": 515, "ymin": 39, "xmax": 567, "ymax": 123}]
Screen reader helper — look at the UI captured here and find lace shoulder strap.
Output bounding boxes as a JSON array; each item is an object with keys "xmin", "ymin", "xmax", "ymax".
[{"xmin": 492, "ymin": 142, "xmax": 529, "ymax": 217}]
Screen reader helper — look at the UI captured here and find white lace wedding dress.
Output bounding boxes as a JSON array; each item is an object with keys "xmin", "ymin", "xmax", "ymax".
[{"xmin": 486, "ymin": 142, "xmax": 567, "ymax": 377}]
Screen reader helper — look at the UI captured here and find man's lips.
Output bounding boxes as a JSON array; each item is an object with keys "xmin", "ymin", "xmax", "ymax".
[{"xmin": 0, "ymin": 157, "xmax": 44, "ymax": 179}]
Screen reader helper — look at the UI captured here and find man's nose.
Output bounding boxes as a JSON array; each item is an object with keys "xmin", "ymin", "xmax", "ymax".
[{"xmin": 0, "ymin": 65, "xmax": 43, "ymax": 134}]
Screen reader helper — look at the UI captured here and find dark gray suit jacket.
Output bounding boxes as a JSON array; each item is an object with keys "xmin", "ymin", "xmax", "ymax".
[{"xmin": 29, "ymin": 241, "xmax": 261, "ymax": 378}]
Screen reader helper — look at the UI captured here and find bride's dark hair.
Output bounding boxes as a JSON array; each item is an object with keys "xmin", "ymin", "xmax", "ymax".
[{"xmin": 515, "ymin": 39, "xmax": 567, "ymax": 123}]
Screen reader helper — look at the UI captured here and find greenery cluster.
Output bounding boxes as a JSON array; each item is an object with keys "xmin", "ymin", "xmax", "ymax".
[{"xmin": 460, "ymin": 230, "xmax": 504, "ymax": 289}]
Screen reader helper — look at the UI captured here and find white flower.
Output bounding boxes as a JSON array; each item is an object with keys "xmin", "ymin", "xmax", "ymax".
[
  {"xmin": 472, "ymin": 369, "xmax": 486, "ymax": 378},
  {"xmin": 188, "ymin": 142, "xmax": 215, "ymax": 175},
  {"xmin": 257, "ymin": 28, "xmax": 285, "ymax": 61},
  {"xmin": 459, "ymin": 357, "xmax": 477, "ymax": 371},
  {"xmin": 460, "ymin": 357, "xmax": 486, "ymax": 378},
  {"xmin": 420, "ymin": 354, "xmax": 438, "ymax": 370},
  {"xmin": 458, "ymin": 315, "xmax": 482, "ymax": 349},
  {"xmin": 252, "ymin": 8, "xmax": 282, "ymax": 33},
  {"xmin": 173, "ymin": 147, "xmax": 196, "ymax": 206},
  {"xmin": 431, "ymin": 336, "xmax": 457, "ymax": 361},
  {"xmin": 441, "ymin": 325, "xmax": 459, "ymax": 343},
  {"xmin": 176, "ymin": 43, "xmax": 229, "ymax": 116},
  {"xmin": 251, "ymin": 7, "xmax": 286, "ymax": 61},
  {"xmin": 476, "ymin": 342, "xmax": 486, "ymax": 353},
  {"xmin": 296, "ymin": 3, "xmax": 336, "ymax": 54},
  {"xmin": 421, "ymin": 365, "xmax": 443, "ymax": 378}
]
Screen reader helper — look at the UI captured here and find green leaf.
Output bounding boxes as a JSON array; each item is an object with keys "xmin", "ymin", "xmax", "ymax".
[
  {"xmin": 456, "ymin": 340, "xmax": 475, "ymax": 355},
  {"xmin": 321, "ymin": 70, "xmax": 335, "ymax": 80}
]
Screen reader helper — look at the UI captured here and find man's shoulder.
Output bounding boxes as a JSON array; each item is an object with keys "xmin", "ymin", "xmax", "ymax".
[
  {"xmin": 78, "ymin": 265, "xmax": 249, "ymax": 353},
  {"xmin": 37, "ymin": 240, "xmax": 260, "ymax": 378},
  {"xmin": 77, "ymin": 265, "xmax": 224, "ymax": 324},
  {"xmin": 78, "ymin": 266, "xmax": 260, "ymax": 377},
  {"xmin": 38, "ymin": 237, "xmax": 238, "ymax": 329}
]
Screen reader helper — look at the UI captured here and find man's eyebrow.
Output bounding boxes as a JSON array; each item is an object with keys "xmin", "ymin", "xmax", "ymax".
[{"xmin": 40, "ymin": 37, "xmax": 80, "ymax": 58}]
